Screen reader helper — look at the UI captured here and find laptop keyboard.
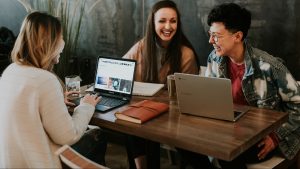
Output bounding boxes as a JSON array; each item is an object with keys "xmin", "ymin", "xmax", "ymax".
[
  {"xmin": 98, "ymin": 96, "xmax": 127, "ymax": 107},
  {"xmin": 73, "ymin": 95, "xmax": 127, "ymax": 108}
]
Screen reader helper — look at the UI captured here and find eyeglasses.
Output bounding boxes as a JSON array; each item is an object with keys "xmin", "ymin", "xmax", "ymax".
[
  {"xmin": 207, "ymin": 30, "xmax": 236, "ymax": 42},
  {"xmin": 207, "ymin": 31, "xmax": 223, "ymax": 42}
]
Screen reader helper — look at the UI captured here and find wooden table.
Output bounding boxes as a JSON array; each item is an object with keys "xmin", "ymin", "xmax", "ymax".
[{"xmin": 89, "ymin": 89, "xmax": 288, "ymax": 161}]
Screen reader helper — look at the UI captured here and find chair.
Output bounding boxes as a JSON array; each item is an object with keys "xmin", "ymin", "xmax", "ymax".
[
  {"xmin": 246, "ymin": 155, "xmax": 284, "ymax": 169},
  {"xmin": 247, "ymin": 154, "xmax": 295, "ymax": 169},
  {"xmin": 200, "ymin": 66, "xmax": 207, "ymax": 76},
  {"xmin": 56, "ymin": 145, "xmax": 108, "ymax": 169},
  {"xmin": 211, "ymin": 154, "xmax": 294, "ymax": 169}
]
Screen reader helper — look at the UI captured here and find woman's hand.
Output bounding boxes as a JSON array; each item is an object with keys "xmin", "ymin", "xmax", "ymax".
[
  {"xmin": 64, "ymin": 91, "xmax": 80, "ymax": 106},
  {"xmin": 80, "ymin": 93, "xmax": 101, "ymax": 107}
]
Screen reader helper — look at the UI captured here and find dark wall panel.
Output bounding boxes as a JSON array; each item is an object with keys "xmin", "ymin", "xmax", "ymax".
[{"xmin": 0, "ymin": 0, "xmax": 299, "ymax": 80}]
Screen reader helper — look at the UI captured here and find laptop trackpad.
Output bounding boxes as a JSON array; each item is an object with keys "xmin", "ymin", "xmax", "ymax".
[{"xmin": 96, "ymin": 104, "xmax": 111, "ymax": 112}]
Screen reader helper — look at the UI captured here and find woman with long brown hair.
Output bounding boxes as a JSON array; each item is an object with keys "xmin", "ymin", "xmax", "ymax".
[
  {"xmin": 123, "ymin": 1, "xmax": 212, "ymax": 168},
  {"xmin": 123, "ymin": 0, "xmax": 199, "ymax": 84}
]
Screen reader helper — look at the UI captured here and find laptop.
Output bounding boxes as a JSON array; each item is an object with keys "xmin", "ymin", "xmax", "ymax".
[
  {"xmin": 174, "ymin": 73, "xmax": 249, "ymax": 122},
  {"xmin": 75, "ymin": 56, "xmax": 136, "ymax": 112}
]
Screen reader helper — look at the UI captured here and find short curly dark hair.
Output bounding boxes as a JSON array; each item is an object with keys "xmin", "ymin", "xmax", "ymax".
[{"xmin": 207, "ymin": 3, "xmax": 251, "ymax": 40}]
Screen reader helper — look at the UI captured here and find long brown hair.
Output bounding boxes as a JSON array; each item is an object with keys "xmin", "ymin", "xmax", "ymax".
[
  {"xmin": 11, "ymin": 11, "xmax": 62, "ymax": 71},
  {"xmin": 142, "ymin": 0, "xmax": 199, "ymax": 82}
]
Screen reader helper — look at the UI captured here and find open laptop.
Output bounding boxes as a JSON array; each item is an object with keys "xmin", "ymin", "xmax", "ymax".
[
  {"xmin": 174, "ymin": 73, "xmax": 249, "ymax": 122},
  {"xmin": 76, "ymin": 56, "xmax": 136, "ymax": 112}
]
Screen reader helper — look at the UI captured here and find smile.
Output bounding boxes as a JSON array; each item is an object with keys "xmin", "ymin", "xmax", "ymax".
[
  {"xmin": 213, "ymin": 45, "xmax": 220, "ymax": 50},
  {"xmin": 162, "ymin": 30, "xmax": 172, "ymax": 37}
]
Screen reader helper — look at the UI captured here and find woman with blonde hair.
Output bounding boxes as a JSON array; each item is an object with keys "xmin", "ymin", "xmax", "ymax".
[{"xmin": 0, "ymin": 11, "xmax": 106, "ymax": 168}]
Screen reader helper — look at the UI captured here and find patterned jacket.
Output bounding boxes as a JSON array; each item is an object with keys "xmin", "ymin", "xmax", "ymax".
[{"xmin": 206, "ymin": 42, "xmax": 300, "ymax": 160}]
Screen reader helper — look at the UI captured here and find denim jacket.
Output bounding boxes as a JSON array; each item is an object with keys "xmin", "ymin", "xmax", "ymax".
[{"xmin": 206, "ymin": 42, "xmax": 300, "ymax": 160}]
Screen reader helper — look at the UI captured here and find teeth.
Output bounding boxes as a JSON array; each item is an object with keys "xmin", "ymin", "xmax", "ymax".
[
  {"xmin": 213, "ymin": 45, "xmax": 220, "ymax": 50},
  {"xmin": 162, "ymin": 31, "xmax": 171, "ymax": 35}
]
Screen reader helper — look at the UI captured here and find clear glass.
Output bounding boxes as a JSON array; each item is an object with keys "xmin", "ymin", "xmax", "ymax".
[
  {"xmin": 167, "ymin": 74, "xmax": 177, "ymax": 104},
  {"xmin": 65, "ymin": 75, "xmax": 81, "ymax": 96}
]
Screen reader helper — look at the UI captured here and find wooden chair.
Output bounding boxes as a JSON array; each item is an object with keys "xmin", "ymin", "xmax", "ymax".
[
  {"xmin": 247, "ymin": 155, "xmax": 285, "ymax": 169},
  {"xmin": 200, "ymin": 66, "xmax": 207, "ymax": 76},
  {"xmin": 211, "ymin": 154, "xmax": 295, "ymax": 169},
  {"xmin": 246, "ymin": 154, "xmax": 297, "ymax": 169},
  {"xmin": 56, "ymin": 145, "xmax": 108, "ymax": 169}
]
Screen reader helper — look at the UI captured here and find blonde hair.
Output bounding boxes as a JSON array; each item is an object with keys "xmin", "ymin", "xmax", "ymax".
[{"xmin": 11, "ymin": 11, "xmax": 62, "ymax": 71}]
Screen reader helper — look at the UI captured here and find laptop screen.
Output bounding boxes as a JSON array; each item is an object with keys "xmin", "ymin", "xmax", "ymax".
[{"xmin": 94, "ymin": 56, "xmax": 136, "ymax": 97}]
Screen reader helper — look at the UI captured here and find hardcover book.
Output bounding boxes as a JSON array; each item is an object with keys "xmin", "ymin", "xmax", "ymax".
[{"xmin": 115, "ymin": 100, "xmax": 169, "ymax": 124}]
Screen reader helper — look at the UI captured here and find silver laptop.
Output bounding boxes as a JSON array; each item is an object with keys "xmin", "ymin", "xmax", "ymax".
[{"xmin": 174, "ymin": 73, "xmax": 249, "ymax": 122}]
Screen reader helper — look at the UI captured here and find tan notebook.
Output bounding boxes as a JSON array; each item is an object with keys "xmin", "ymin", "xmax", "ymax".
[
  {"xmin": 115, "ymin": 100, "xmax": 169, "ymax": 124},
  {"xmin": 132, "ymin": 81, "xmax": 164, "ymax": 96}
]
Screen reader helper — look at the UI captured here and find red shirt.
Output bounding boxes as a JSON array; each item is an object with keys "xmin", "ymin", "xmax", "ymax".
[{"xmin": 227, "ymin": 59, "xmax": 248, "ymax": 105}]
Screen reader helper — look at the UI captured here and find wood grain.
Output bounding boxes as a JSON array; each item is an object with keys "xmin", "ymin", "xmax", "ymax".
[{"xmin": 90, "ymin": 90, "xmax": 288, "ymax": 161}]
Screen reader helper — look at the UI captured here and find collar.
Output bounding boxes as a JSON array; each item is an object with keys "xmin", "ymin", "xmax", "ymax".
[{"xmin": 210, "ymin": 40, "xmax": 254, "ymax": 78}]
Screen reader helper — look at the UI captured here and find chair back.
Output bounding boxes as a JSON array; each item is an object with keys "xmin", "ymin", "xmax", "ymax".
[
  {"xmin": 56, "ymin": 145, "xmax": 108, "ymax": 169},
  {"xmin": 200, "ymin": 66, "xmax": 207, "ymax": 76}
]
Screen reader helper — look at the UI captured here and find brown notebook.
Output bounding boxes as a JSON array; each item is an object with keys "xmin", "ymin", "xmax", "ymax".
[{"xmin": 115, "ymin": 100, "xmax": 169, "ymax": 124}]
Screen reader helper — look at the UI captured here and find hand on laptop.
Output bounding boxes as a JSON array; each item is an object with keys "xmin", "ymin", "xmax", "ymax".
[
  {"xmin": 64, "ymin": 91, "xmax": 80, "ymax": 106},
  {"xmin": 80, "ymin": 93, "xmax": 101, "ymax": 107}
]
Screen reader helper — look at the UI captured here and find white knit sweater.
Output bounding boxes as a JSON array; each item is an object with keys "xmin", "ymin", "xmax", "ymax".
[{"xmin": 0, "ymin": 63, "xmax": 95, "ymax": 168}]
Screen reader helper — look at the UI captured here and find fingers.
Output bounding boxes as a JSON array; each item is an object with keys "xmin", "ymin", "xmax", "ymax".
[
  {"xmin": 257, "ymin": 135, "xmax": 276, "ymax": 160},
  {"xmin": 81, "ymin": 93, "xmax": 101, "ymax": 106},
  {"xmin": 84, "ymin": 93, "xmax": 100, "ymax": 99},
  {"xmin": 65, "ymin": 100, "xmax": 76, "ymax": 106},
  {"xmin": 65, "ymin": 90, "xmax": 80, "ymax": 96},
  {"xmin": 64, "ymin": 96, "xmax": 77, "ymax": 106},
  {"xmin": 64, "ymin": 91, "xmax": 80, "ymax": 106},
  {"xmin": 95, "ymin": 95, "xmax": 101, "ymax": 102}
]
